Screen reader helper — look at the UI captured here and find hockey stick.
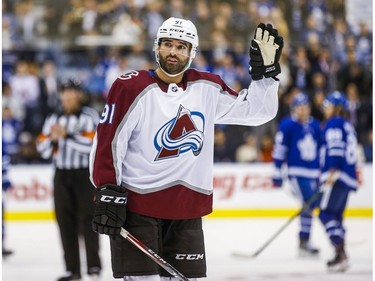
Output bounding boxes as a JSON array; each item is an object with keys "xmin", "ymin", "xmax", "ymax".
[
  {"xmin": 232, "ymin": 190, "xmax": 322, "ymax": 259},
  {"xmin": 120, "ymin": 228, "xmax": 189, "ymax": 281}
]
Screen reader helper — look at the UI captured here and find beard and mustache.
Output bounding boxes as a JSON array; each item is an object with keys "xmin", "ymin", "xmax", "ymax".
[{"xmin": 158, "ymin": 52, "xmax": 190, "ymax": 75}]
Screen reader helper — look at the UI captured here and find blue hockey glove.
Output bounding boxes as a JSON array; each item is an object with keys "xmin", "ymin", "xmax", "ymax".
[
  {"xmin": 2, "ymin": 179, "xmax": 11, "ymax": 191},
  {"xmin": 92, "ymin": 184, "xmax": 128, "ymax": 236},
  {"xmin": 272, "ymin": 177, "xmax": 283, "ymax": 188}
]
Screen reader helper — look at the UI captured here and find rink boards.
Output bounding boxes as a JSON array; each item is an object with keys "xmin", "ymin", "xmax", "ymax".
[{"xmin": 4, "ymin": 163, "xmax": 373, "ymax": 220}]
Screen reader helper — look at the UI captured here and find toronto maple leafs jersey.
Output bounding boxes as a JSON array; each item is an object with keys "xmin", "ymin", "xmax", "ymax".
[
  {"xmin": 2, "ymin": 141, "xmax": 11, "ymax": 191},
  {"xmin": 89, "ymin": 69, "xmax": 279, "ymax": 219},
  {"xmin": 272, "ymin": 116, "xmax": 321, "ymax": 180},
  {"xmin": 321, "ymin": 116, "xmax": 358, "ymax": 190}
]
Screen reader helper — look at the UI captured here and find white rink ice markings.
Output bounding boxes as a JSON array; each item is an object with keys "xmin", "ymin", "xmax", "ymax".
[{"xmin": 2, "ymin": 218, "xmax": 373, "ymax": 281}]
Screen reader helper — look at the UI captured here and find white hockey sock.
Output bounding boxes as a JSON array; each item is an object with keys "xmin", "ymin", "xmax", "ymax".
[
  {"xmin": 122, "ymin": 274, "xmax": 198, "ymax": 280},
  {"xmin": 160, "ymin": 277, "xmax": 197, "ymax": 281},
  {"xmin": 123, "ymin": 275, "xmax": 161, "ymax": 281}
]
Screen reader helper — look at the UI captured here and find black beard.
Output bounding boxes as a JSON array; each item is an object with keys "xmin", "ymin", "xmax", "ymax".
[{"xmin": 159, "ymin": 54, "xmax": 189, "ymax": 75}]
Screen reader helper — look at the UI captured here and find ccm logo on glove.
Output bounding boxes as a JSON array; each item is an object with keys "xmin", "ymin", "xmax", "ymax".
[
  {"xmin": 92, "ymin": 184, "xmax": 128, "ymax": 236},
  {"xmin": 99, "ymin": 194, "xmax": 127, "ymax": 204}
]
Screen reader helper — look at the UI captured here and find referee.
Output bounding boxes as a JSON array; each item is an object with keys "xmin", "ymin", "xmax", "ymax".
[{"xmin": 37, "ymin": 78, "xmax": 101, "ymax": 281}]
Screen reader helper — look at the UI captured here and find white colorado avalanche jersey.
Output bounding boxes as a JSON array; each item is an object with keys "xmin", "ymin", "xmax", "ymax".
[{"xmin": 90, "ymin": 69, "xmax": 279, "ymax": 219}]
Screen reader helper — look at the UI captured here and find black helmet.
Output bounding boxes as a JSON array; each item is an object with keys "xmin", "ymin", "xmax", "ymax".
[{"xmin": 60, "ymin": 78, "xmax": 81, "ymax": 91}]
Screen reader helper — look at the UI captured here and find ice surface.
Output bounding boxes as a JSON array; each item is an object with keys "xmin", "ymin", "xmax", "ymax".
[{"xmin": 2, "ymin": 218, "xmax": 373, "ymax": 281}]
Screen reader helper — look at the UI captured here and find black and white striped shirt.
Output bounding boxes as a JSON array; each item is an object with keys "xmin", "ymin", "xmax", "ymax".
[{"xmin": 37, "ymin": 106, "xmax": 99, "ymax": 170}]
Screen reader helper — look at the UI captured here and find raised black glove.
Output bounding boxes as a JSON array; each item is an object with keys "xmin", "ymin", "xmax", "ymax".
[
  {"xmin": 92, "ymin": 184, "xmax": 128, "ymax": 236},
  {"xmin": 249, "ymin": 23, "xmax": 284, "ymax": 80}
]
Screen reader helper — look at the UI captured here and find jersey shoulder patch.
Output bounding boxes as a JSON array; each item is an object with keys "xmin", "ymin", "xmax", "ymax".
[{"xmin": 109, "ymin": 70, "xmax": 156, "ymax": 101}]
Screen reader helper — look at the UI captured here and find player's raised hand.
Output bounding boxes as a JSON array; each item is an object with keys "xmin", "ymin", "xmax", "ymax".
[{"xmin": 249, "ymin": 23, "xmax": 284, "ymax": 80}]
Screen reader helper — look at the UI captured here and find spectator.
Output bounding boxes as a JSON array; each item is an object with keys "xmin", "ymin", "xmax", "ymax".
[
  {"xmin": 104, "ymin": 55, "xmax": 132, "ymax": 96},
  {"xmin": 259, "ymin": 133, "xmax": 274, "ymax": 162},
  {"xmin": 331, "ymin": 17, "xmax": 352, "ymax": 64},
  {"xmin": 355, "ymin": 22, "xmax": 372, "ymax": 67},
  {"xmin": 278, "ymin": 50, "xmax": 292, "ymax": 94},
  {"xmin": 166, "ymin": 0, "xmax": 184, "ymax": 19},
  {"xmin": 111, "ymin": 13, "xmax": 143, "ymax": 45},
  {"xmin": 2, "ymin": 106, "xmax": 23, "ymax": 163},
  {"xmin": 61, "ymin": 0, "xmax": 85, "ymax": 41},
  {"xmin": 2, "ymin": 1, "xmax": 18, "ymax": 50},
  {"xmin": 191, "ymin": 52, "xmax": 212, "ymax": 72},
  {"xmin": 214, "ymin": 127, "xmax": 234, "ymax": 162},
  {"xmin": 8, "ymin": 60, "xmax": 42, "ymax": 134},
  {"xmin": 81, "ymin": 0, "xmax": 99, "ymax": 35},
  {"xmin": 310, "ymin": 89, "xmax": 325, "ymax": 122},
  {"xmin": 290, "ymin": 46, "xmax": 311, "ymax": 91},
  {"xmin": 308, "ymin": 72, "xmax": 328, "ymax": 97},
  {"xmin": 345, "ymin": 83, "xmax": 372, "ymax": 145},
  {"xmin": 2, "ymin": 81, "xmax": 23, "ymax": 162},
  {"xmin": 142, "ymin": 0, "xmax": 164, "ymax": 48},
  {"xmin": 337, "ymin": 48, "xmax": 366, "ymax": 96},
  {"xmin": 362, "ymin": 129, "xmax": 373, "ymax": 163},
  {"xmin": 13, "ymin": 0, "xmax": 39, "ymax": 46},
  {"xmin": 235, "ymin": 131, "xmax": 260, "ymax": 162},
  {"xmin": 126, "ymin": 43, "xmax": 153, "ymax": 71},
  {"xmin": 189, "ymin": 0, "xmax": 213, "ymax": 50},
  {"xmin": 212, "ymin": 53, "xmax": 241, "ymax": 89},
  {"xmin": 83, "ymin": 50, "xmax": 107, "ymax": 98},
  {"xmin": 39, "ymin": 60, "xmax": 61, "ymax": 118}
]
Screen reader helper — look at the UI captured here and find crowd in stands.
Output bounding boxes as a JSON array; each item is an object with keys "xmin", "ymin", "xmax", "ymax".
[{"xmin": 2, "ymin": 0, "xmax": 373, "ymax": 164}]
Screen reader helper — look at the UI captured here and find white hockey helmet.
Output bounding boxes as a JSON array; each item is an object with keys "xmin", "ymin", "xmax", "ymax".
[{"xmin": 154, "ymin": 17, "xmax": 199, "ymax": 77}]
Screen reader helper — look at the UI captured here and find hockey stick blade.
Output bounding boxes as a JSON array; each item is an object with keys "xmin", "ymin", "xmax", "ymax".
[
  {"xmin": 120, "ymin": 228, "xmax": 189, "ymax": 281},
  {"xmin": 231, "ymin": 191, "xmax": 323, "ymax": 259},
  {"xmin": 231, "ymin": 251, "xmax": 256, "ymax": 259}
]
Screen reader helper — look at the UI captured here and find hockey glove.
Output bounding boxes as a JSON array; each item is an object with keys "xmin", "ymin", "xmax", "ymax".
[
  {"xmin": 92, "ymin": 184, "xmax": 128, "ymax": 236},
  {"xmin": 272, "ymin": 177, "xmax": 283, "ymax": 188},
  {"xmin": 249, "ymin": 23, "xmax": 284, "ymax": 80},
  {"xmin": 272, "ymin": 167, "xmax": 283, "ymax": 188}
]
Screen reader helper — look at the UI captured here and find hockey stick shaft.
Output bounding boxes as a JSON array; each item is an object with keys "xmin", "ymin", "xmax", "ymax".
[
  {"xmin": 120, "ymin": 228, "xmax": 189, "ymax": 281},
  {"xmin": 251, "ymin": 190, "xmax": 322, "ymax": 258}
]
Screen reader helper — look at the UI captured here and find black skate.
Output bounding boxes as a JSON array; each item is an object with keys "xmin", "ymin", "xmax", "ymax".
[
  {"xmin": 327, "ymin": 244, "xmax": 349, "ymax": 272},
  {"xmin": 298, "ymin": 239, "xmax": 319, "ymax": 257},
  {"xmin": 88, "ymin": 267, "xmax": 101, "ymax": 281},
  {"xmin": 2, "ymin": 247, "xmax": 13, "ymax": 258}
]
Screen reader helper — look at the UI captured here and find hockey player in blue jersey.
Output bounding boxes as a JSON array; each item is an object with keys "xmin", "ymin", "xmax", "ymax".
[
  {"xmin": 2, "ymin": 141, "xmax": 13, "ymax": 257},
  {"xmin": 272, "ymin": 92, "xmax": 322, "ymax": 257},
  {"xmin": 319, "ymin": 91, "xmax": 358, "ymax": 272}
]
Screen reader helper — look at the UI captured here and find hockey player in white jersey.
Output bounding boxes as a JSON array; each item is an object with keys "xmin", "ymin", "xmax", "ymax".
[
  {"xmin": 272, "ymin": 93, "xmax": 322, "ymax": 257},
  {"xmin": 89, "ymin": 17, "xmax": 283, "ymax": 280}
]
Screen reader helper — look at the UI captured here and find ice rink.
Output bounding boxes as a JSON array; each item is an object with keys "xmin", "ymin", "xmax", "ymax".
[{"xmin": 2, "ymin": 217, "xmax": 373, "ymax": 281}]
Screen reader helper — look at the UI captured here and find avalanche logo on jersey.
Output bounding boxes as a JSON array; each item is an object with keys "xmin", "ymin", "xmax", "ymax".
[{"xmin": 154, "ymin": 104, "xmax": 205, "ymax": 161}]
